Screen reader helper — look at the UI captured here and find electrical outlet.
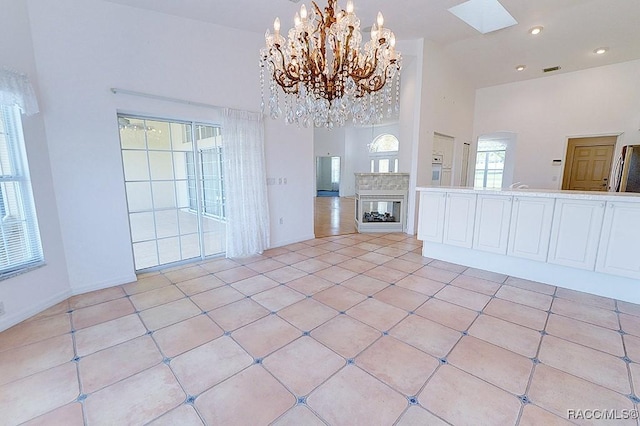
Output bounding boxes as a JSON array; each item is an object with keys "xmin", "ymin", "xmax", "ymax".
[{"xmin": 0, "ymin": 301, "xmax": 5, "ymax": 316}]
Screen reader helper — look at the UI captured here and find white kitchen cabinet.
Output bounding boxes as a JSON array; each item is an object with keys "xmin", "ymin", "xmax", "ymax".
[
  {"xmin": 473, "ymin": 195, "xmax": 512, "ymax": 254},
  {"xmin": 417, "ymin": 190, "xmax": 446, "ymax": 243},
  {"xmin": 548, "ymin": 199, "xmax": 605, "ymax": 270},
  {"xmin": 443, "ymin": 192, "xmax": 477, "ymax": 248},
  {"xmin": 595, "ymin": 201, "xmax": 640, "ymax": 279},
  {"xmin": 417, "ymin": 187, "xmax": 640, "ymax": 304},
  {"xmin": 507, "ymin": 196, "xmax": 555, "ymax": 261}
]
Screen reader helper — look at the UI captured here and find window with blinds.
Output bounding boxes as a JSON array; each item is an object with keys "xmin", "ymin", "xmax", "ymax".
[{"xmin": 0, "ymin": 105, "xmax": 44, "ymax": 277}]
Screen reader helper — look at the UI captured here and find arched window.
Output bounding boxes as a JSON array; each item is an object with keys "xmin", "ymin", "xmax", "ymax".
[{"xmin": 369, "ymin": 134, "xmax": 399, "ymax": 173}]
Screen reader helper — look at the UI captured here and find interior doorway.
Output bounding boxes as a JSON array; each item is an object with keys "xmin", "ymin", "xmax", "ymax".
[
  {"xmin": 316, "ymin": 156, "xmax": 340, "ymax": 197},
  {"xmin": 562, "ymin": 136, "xmax": 617, "ymax": 191}
]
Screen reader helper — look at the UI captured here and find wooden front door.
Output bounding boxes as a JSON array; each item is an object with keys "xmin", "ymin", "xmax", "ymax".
[{"xmin": 562, "ymin": 136, "xmax": 616, "ymax": 191}]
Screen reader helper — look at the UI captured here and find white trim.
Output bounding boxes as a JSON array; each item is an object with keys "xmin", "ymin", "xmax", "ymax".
[
  {"xmin": 0, "ymin": 289, "xmax": 71, "ymax": 332},
  {"xmin": 111, "ymin": 88, "xmax": 259, "ymax": 114},
  {"xmin": 275, "ymin": 234, "xmax": 317, "ymax": 248},
  {"xmin": 0, "ymin": 273, "xmax": 137, "ymax": 332},
  {"xmin": 70, "ymin": 273, "xmax": 138, "ymax": 295}
]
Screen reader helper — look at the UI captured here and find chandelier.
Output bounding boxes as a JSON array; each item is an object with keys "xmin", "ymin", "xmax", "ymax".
[{"xmin": 260, "ymin": 0, "xmax": 402, "ymax": 128}]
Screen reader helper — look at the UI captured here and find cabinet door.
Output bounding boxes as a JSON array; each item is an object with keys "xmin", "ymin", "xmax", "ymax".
[
  {"xmin": 443, "ymin": 193, "xmax": 477, "ymax": 248},
  {"xmin": 595, "ymin": 201, "xmax": 640, "ymax": 279},
  {"xmin": 417, "ymin": 191, "xmax": 446, "ymax": 243},
  {"xmin": 473, "ymin": 195, "xmax": 512, "ymax": 254},
  {"xmin": 548, "ymin": 199, "xmax": 605, "ymax": 270},
  {"xmin": 507, "ymin": 197, "xmax": 555, "ymax": 261}
]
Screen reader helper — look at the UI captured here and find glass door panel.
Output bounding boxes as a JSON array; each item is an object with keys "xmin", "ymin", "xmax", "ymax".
[
  {"xmin": 119, "ymin": 115, "xmax": 226, "ymax": 270},
  {"xmin": 195, "ymin": 125, "xmax": 225, "ymax": 257}
]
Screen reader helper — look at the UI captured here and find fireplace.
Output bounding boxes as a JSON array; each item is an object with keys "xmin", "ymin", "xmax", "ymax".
[{"xmin": 354, "ymin": 173, "xmax": 409, "ymax": 233}]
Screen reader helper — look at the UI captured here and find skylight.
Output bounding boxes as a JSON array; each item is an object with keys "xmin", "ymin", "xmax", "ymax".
[{"xmin": 448, "ymin": 0, "xmax": 517, "ymax": 34}]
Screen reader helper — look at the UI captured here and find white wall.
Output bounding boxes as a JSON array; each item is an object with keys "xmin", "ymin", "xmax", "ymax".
[
  {"xmin": 417, "ymin": 40, "xmax": 476, "ymax": 188},
  {"xmin": 409, "ymin": 40, "xmax": 476, "ymax": 232},
  {"xmin": 20, "ymin": 0, "xmax": 313, "ymax": 299},
  {"xmin": 346, "ymin": 123, "xmax": 401, "ymax": 193},
  {"xmin": 0, "ymin": 0, "xmax": 71, "ymax": 331},
  {"xmin": 474, "ymin": 59, "xmax": 640, "ymax": 190},
  {"xmin": 314, "ymin": 123, "xmax": 401, "ymax": 197}
]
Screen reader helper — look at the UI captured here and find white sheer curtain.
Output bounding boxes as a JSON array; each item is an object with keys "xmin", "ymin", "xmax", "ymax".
[
  {"xmin": 222, "ymin": 109, "xmax": 270, "ymax": 257},
  {"xmin": 0, "ymin": 67, "xmax": 39, "ymax": 115}
]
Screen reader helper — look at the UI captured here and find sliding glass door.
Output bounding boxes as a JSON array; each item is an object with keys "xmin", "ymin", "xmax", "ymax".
[{"xmin": 119, "ymin": 115, "xmax": 225, "ymax": 270}]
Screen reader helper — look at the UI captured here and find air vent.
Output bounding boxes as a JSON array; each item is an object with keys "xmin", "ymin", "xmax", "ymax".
[{"xmin": 543, "ymin": 66, "xmax": 561, "ymax": 73}]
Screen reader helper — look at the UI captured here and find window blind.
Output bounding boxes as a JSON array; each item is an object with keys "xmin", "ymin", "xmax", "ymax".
[{"xmin": 0, "ymin": 105, "xmax": 43, "ymax": 277}]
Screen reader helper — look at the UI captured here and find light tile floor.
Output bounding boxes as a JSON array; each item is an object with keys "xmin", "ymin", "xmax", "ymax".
[{"xmin": 2, "ymin": 233, "xmax": 640, "ymax": 425}]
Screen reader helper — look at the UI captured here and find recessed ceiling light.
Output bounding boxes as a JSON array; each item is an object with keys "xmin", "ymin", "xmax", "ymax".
[
  {"xmin": 594, "ymin": 47, "xmax": 608, "ymax": 55},
  {"xmin": 529, "ymin": 26, "xmax": 543, "ymax": 35},
  {"xmin": 515, "ymin": 65, "xmax": 526, "ymax": 71}
]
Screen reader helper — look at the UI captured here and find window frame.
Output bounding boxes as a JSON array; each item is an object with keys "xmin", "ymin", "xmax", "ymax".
[
  {"xmin": 368, "ymin": 134, "xmax": 399, "ymax": 173},
  {"xmin": 0, "ymin": 105, "xmax": 44, "ymax": 278},
  {"xmin": 474, "ymin": 140, "xmax": 507, "ymax": 189}
]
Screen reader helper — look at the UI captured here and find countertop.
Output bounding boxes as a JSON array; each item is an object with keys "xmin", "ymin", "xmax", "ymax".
[{"xmin": 416, "ymin": 186, "xmax": 640, "ymax": 203}]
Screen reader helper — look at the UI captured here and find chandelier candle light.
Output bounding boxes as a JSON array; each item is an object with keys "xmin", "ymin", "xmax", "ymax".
[{"xmin": 260, "ymin": 0, "xmax": 402, "ymax": 128}]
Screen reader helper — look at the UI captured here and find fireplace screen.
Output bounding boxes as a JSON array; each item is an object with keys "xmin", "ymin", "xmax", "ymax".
[{"xmin": 361, "ymin": 201, "xmax": 401, "ymax": 223}]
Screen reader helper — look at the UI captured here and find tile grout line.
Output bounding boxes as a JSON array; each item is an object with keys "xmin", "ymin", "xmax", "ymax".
[
  {"xmin": 68, "ymin": 306, "xmax": 90, "ymax": 426},
  {"xmin": 514, "ymin": 288, "xmax": 554, "ymax": 425},
  {"xmin": 617, "ymin": 299, "xmax": 640, "ymax": 406},
  {"xmin": 6, "ymin": 233, "xmax": 640, "ymax": 425}
]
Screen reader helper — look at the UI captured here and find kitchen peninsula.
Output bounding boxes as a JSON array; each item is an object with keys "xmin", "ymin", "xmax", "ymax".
[{"xmin": 416, "ymin": 187, "xmax": 640, "ymax": 303}]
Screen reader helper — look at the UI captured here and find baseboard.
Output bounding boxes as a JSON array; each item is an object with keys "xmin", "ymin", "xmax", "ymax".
[
  {"xmin": 272, "ymin": 234, "xmax": 317, "ymax": 248},
  {"xmin": 0, "ymin": 273, "xmax": 138, "ymax": 332},
  {"xmin": 0, "ymin": 289, "xmax": 72, "ymax": 332},
  {"xmin": 70, "ymin": 273, "xmax": 138, "ymax": 295}
]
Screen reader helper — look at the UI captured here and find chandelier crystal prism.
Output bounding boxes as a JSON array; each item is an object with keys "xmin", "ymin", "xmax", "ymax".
[{"xmin": 260, "ymin": 0, "xmax": 402, "ymax": 128}]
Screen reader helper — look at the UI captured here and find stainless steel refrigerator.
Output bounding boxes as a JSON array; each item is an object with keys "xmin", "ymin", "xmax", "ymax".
[{"xmin": 614, "ymin": 145, "xmax": 640, "ymax": 193}]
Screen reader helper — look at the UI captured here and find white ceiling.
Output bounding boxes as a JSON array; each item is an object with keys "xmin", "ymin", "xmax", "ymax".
[{"xmin": 102, "ymin": 0, "xmax": 640, "ymax": 88}]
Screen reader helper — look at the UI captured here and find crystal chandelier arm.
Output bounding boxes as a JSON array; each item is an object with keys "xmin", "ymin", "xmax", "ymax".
[
  {"xmin": 269, "ymin": 47, "xmax": 300, "ymax": 91},
  {"xmin": 350, "ymin": 46, "xmax": 380, "ymax": 82},
  {"xmin": 353, "ymin": 58, "xmax": 399, "ymax": 95},
  {"xmin": 302, "ymin": 23, "xmax": 324, "ymax": 82},
  {"xmin": 313, "ymin": 1, "xmax": 329, "ymax": 81}
]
